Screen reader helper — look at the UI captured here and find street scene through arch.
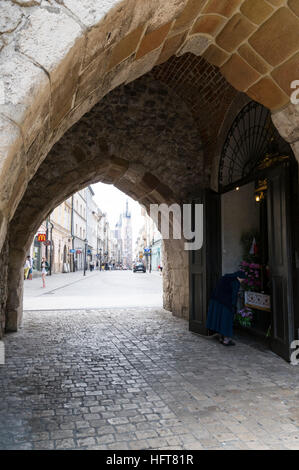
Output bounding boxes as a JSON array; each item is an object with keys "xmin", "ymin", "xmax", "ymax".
[
  {"xmin": 0, "ymin": 0, "xmax": 299, "ymax": 452},
  {"xmin": 23, "ymin": 183, "xmax": 164, "ymax": 311}
]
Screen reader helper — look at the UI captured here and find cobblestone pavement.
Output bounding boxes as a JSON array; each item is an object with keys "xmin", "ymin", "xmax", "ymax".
[{"xmin": 0, "ymin": 308, "xmax": 298, "ymax": 450}]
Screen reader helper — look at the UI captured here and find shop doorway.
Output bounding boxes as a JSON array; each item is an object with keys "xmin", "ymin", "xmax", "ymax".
[{"xmin": 189, "ymin": 101, "xmax": 298, "ymax": 362}]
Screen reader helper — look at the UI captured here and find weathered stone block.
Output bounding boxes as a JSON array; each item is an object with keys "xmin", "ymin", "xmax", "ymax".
[
  {"xmin": 127, "ymin": 46, "xmax": 163, "ymax": 84},
  {"xmin": 221, "ymin": 54, "xmax": 260, "ymax": 91},
  {"xmin": 266, "ymin": 0, "xmax": 285, "ymax": 6},
  {"xmin": 75, "ymin": 49, "xmax": 111, "ymax": 105},
  {"xmin": 0, "ymin": 0, "xmax": 23, "ymax": 34},
  {"xmin": 172, "ymin": 0, "xmax": 208, "ymax": 33},
  {"xmin": 137, "ymin": 172, "xmax": 160, "ymax": 194},
  {"xmin": 178, "ymin": 35, "xmax": 211, "ymax": 56},
  {"xmin": 191, "ymin": 14, "xmax": 225, "ymax": 36},
  {"xmin": 151, "ymin": 183, "xmax": 174, "ymax": 204},
  {"xmin": 216, "ymin": 13, "xmax": 256, "ymax": 53},
  {"xmin": 238, "ymin": 43, "xmax": 270, "ymax": 74},
  {"xmin": 202, "ymin": 0, "xmax": 242, "ymax": 17},
  {"xmin": 0, "ymin": 116, "xmax": 24, "ymax": 216},
  {"xmin": 108, "ymin": 25, "xmax": 145, "ymax": 71},
  {"xmin": 0, "ymin": 47, "xmax": 50, "ymax": 152},
  {"xmin": 202, "ymin": 44, "xmax": 229, "ymax": 67},
  {"xmin": 288, "ymin": 0, "xmax": 299, "ymax": 17},
  {"xmin": 17, "ymin": 7, "xmax": 84, "ymax": 129},
  {"xmin": 240, "ymin": 0, "xmax": 273, "ymax": 25},
  {"xmin": 247, "ymin": 77, "xmax": 289, "ymax": 110},
  {"xmin": 272, "ymin": 102, "xmax": 299, "ymax": 143},
  {"xmin": 249, "ymin": 7, "xmax": 299, "ymax": 66},
  {"xmin": 271, "ymin": 52, "xmax": 299, "ymax": 95},
  {"xmin": 156, "ymin": 31, "xmax": 186, "ymax": 65},
  {"xmin": 136, "ymin": 22, "xmax": 172, "ymax": 60},
  {"xmin": 0, "ymin": 237, "xmax": 8, "ymax": 338}
]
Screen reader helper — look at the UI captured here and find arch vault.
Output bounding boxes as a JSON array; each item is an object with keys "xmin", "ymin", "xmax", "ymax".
[{"xmin": 0, "ymin": 0, "xmax": 299, "ymax": 340}]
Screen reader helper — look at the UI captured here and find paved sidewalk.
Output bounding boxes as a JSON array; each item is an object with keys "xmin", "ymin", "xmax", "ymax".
[
  {"xmin": 24, "ymin": 270, "xmax": 162, "ymax": 310},
  {"xmin": 0, "ymin": 308, "xmax": 298, "ymax": 450}
]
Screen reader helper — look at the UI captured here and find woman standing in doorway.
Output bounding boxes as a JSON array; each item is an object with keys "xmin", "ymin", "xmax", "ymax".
[
  {"xmin": 41, "ymin": 257, "xmax": 49, "ymax": 288},
  {"xmin": 206, "ymin": 271, "xmax": 246, "ymax": 346}
]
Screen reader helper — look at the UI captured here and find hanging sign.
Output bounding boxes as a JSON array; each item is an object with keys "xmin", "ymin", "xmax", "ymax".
[{"xmin": 37, "ymin": 233, "xmax": 47, "ymax": 242}]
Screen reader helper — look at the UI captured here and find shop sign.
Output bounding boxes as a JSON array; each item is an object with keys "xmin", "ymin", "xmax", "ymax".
[{"xmin": 37, "ymin": 233, "xmax": 46, "ymax": 242}]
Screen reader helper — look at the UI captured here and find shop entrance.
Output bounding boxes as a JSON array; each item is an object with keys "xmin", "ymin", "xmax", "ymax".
[{"xmin": 189, "ymin": 101, "xmax": 298, "ymax": 362}]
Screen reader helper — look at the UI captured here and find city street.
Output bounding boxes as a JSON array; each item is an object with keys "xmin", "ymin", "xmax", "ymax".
[{"xmin": 23, "ymin": 270, "xmax": 163, "ymax": 311}]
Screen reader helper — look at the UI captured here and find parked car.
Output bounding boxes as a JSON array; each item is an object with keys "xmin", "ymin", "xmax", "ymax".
[{"xmin": 133, "ymin": 262, "xmax": 146, "ymax": 273}]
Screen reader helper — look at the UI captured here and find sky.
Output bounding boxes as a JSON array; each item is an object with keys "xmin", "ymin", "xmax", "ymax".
[{"xmin": 91, "ymin": 182, "xmax": 144, "ymax": 244}]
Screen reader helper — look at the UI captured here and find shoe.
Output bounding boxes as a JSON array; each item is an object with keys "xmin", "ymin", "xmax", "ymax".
[{"xmin": 222, "ymin": 340, "xmax": 235, "ymax": 346}]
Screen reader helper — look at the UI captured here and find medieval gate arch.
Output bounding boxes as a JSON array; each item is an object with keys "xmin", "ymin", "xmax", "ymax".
[{"xmin": 0, "ymin": 0, "xmax": 298, "ymax": 346}]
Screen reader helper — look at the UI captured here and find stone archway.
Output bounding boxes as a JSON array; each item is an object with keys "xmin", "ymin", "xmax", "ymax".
[
  {"xmin": 0, "ymin": 0, "xmax": 299, "ymax": 337},
  {"xmin": 1, "ymin": 1, "xmax": 299, "ymax": 250},
  {"xmin": 4, "ymin": 74, "xmax": 204, "ymax": 332}
]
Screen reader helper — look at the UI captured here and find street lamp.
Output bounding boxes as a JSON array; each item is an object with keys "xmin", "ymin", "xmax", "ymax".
[
  {"xmin": 83, "ymin": 238, "xmax": 88, "ymax": 276},
  {"xmin": 98, "ymin": 248, "xmax": 102, "ymax": 271}
]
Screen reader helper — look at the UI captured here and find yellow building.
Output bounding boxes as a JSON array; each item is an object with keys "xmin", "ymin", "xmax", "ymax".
[{"xmin": 50, "ymin": 198, "xmax": 72, "ymax": 273}]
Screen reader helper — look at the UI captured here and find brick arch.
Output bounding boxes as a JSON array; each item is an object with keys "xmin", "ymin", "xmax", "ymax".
[{"xmin": 1, "ymin": 0, "xmax": 299, "ymax": 256}]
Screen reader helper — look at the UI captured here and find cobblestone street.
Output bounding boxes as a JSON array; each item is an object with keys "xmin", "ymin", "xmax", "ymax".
[{"xmin": 0, "ymin": 308, "xmax": 298, "ymax": 450}]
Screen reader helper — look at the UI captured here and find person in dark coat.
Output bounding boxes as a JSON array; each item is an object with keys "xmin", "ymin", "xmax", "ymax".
[{"xmin": 206, "ymin": 271, "xmax": 246, "ymax": 346}]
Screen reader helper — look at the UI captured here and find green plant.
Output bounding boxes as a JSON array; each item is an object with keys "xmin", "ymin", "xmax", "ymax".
[{"xmin": 235, "ymin": 307, "xmax": 253, "ymax": 328}]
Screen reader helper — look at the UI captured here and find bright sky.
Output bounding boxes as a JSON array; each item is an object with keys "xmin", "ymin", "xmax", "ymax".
[{"xmin": 91, "ymin": 182, "xmax": 144, "ymax": 244}]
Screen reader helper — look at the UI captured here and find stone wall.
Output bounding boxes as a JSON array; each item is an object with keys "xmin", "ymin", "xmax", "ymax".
[
  {"xmin": 0, "ymin": 236, "xmax": 8, "ymax": 338},
  {"xmin": 1, "ymin": 0, "xmax": 299, "ymax": 257},
  {"xmin": 163, "ymin": 238, "xmax": 189, "ymax": 319},
  {"xmin": 1, "ymin": 0, "xmax": 299, "ymax": 336}
]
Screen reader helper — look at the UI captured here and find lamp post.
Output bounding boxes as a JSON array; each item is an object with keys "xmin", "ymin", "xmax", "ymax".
[
  {"xmin": 83, "ymin": 238, "xmax": 88, "ymax": 276},
  {"xmin": 99, "ymin": 248, "xmax": 102, "ymax": 271},
  {"xmin": 46, "ymin": 218, "xmax": 54, "ymax": 276}
]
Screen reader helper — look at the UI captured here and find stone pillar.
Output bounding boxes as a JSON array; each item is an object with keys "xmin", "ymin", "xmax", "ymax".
[
  {"xmin": 0, "ymin": 238, "xmax": 9, "ymax": 338},
  {"xmin": 162, "ymin": 238, "xmax": 189, "ymax": 319},
  {"xmin": 272, "ymin": 103, "xmax": 299, "ymax": 164},
  {"xmin": 5, "ymin": 245, "xmax": 26, "ymax": 332}
]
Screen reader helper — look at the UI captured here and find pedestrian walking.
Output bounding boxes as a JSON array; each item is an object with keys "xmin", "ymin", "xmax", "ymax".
[
  {"xmin": 24, "ymin": 257, "xmax": 30, "ymax": 280},
  {"xmin": 206, "ymin": 271, "xmax": 246, "ymax": 346},
  {"xmin": 27, "ymin": 255, "xmax": 33, "ymax": 280},
  {"xmin": 41, "ymin": 257, "xmax": 49, "ymax": 288}
]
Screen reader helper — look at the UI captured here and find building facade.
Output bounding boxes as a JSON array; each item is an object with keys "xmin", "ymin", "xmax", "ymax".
[
  {"xmin": 114, "ymin": 201, "xmax": 133, "ymax": 269},
  {"xmin": 135, "ymin": 207, "xmax": 162, "ymax": 272},
  {"xmin": 72, "ymin": 189, "xmax": 87, "ymax": 271}
]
